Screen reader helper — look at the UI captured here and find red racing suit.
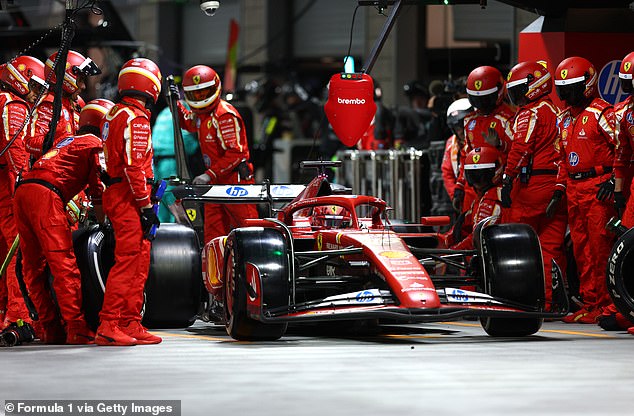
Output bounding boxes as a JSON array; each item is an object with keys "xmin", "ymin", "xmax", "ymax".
[
  {"xmin": 178, "ymin": 100, "xmax": 258, "ymax": 243},
  {"xmin": 613, "ymin": 97, "xmax": 634, "ymax": 199},
  {"xmin": 26, "ymin": 93, "xmax": 80, "ymax": 159},
  {"xmin": 504, "ymin": 98, "xmax": 567, "ymax": 304},
  {"xmin": 100, "ymin": 98, "xmax": 154, "ymax": 325},
  {"xmin": 556, "ymin": 98, "xmax": 617, "ymax": 311},
  {"xmin": 615, "ymin": 102, "xmax": 634, "ymax": 226},
  {"xmin": 442, "ymin": 135, "xmax": 477, "ymax": 208},
  {"xmin": 0, "ymin": 90, "xmax": 30, "ymax": 326},
  {"xmin": 13, "ymin": 133, "xmax": 103, "ymax": 329},
  {"xmin": 455, "ymin": 103, "xmax": 515, "ymax": 206},
  {"xmin": 451, "ymin": 186, "xmax": 503, "ymax": 250}
]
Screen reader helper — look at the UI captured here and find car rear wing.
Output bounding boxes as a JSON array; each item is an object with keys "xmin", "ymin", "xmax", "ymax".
[{"xmin": 171, "ymin": 183, "xmax": 307, "ymax": 204}]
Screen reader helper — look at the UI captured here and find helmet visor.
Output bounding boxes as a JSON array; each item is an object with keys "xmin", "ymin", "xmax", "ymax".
[
  {"xmin": 468, "ymin": 93, "xmax": 497, "ymax": 114},
  {"xmin": 185, "ymin": 85, "xmax": 218, "ymax": 102},
  {"xmin": 507, "ymin": 83, "xmax": 528, "ymax": 107},
  {"xmin": 556, "ymin": 83, "xmax": 585, "ymax": 107},
  {"xmin": 620, "ymin": 77, "xmax": 633, "ymax": 95},
  {"xmin": 465, "ymin": 168, "xmax": 495, "ymax": 189}
]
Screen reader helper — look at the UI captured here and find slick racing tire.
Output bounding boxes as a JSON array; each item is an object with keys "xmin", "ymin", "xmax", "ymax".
[
  {"xmin": 224, "ymin": 227, "xmax": 289, "ymax": 341},
  {"xmin": 478, "ymin": 223, "xmax": 544, "ymax": 337},
  {"xmin": 76, "ymin": 223, "xmax": 201, "ymax": 330},
  {"xmin": 606, "ymin": 228, "xmax": 634, "ymax": 324}
]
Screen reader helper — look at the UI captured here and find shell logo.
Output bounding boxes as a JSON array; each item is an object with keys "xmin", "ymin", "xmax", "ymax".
[
  {"xmin": 560, "ymin": 69, "xmax": 568, "ymax": 79},
  {"xmin": 379, "ymin": 251, "xmax": 410, "ymax": 259},
  {"xmin": 474, "ymin": 80, "xmax": 482, "ymax": 90},
  {"xmin": 41, "ymin": 149, "xmax": 59, "ymax": 160},
  {"xmin": 534, "ymin": 70, "xmax": 541, "ymax": 78},
  {"xmin": 17, "ymin": 63, "xmax": 26, "ymax": 71}
]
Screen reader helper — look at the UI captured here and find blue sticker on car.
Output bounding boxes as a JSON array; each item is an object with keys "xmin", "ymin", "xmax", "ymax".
[{"xmin": 226, "ymin": 186, "xmax": 248, "ymax": 197}]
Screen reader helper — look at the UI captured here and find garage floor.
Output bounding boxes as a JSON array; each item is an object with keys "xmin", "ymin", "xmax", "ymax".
[{"xmin": 1, "ymin": 320, "xmax": 632, "ymax": 416}]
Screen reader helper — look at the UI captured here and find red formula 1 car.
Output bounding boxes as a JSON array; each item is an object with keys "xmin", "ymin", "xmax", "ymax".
[{"xmin": 168, "ymin": 161, "xmax": 568, "ymax": 341}]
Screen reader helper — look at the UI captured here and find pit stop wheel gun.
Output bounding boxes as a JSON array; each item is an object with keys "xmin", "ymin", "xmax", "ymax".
[{"xmin": 146, "ymin": 179, "xmax": 168, "ymax": 240}]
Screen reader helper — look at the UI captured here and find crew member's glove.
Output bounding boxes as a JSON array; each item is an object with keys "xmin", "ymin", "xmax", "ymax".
[
  {"xmin": 236, "ymin": 161, "xmax": 253, "ymax": 181},
  {"xmin": 546, "ymin": 189, "xmax": 565, "ymax": 218},
  {"xmin": 452, "ymin": 188, "xmax": 465, "ymax": 213},
  {"xmin": 140, "ymin": 208, "xmax": 160, "ymax": 240},
  {"xmin": 193, "ymin": 172, "xmax": 213, "ymax": 185},
  {"xmin": 482, "ymin": 127, "xmax": 501, "ymax": 148},
  {"xmin": 166, "ymin": 80, "xmax": 180, "ymax": 100},
  {"xmin": 596, "ymin": 175, "xmax": 615, "ymax": 202},
  {"xmin": 614, "ymin": 191, "xmax": 627, "ymax": 217},
  {"xmin": 501, "ymin": 175, "xmax": 513, "ymax": 208}
]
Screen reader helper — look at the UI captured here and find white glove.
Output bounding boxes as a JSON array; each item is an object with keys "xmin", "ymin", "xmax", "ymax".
[{"xmin": 193, "ymin": 173, "xmax": 212, "ymax": 185}]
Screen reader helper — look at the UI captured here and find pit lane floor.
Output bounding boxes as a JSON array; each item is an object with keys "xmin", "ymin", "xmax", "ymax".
[{"xmin": 1, "ymin": 320, "xmax": 632, "ymax": 416}]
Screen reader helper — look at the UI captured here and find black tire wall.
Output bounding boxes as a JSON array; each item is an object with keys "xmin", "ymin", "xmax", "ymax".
[{"xmin": 607, "ymin": 228, "xmax": 634, "ymax": 324}]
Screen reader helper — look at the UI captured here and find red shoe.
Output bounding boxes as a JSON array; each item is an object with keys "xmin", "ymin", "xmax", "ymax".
[
  {"xmin": 95, "ymin": 321, "xmax": 137, "ymax": 346},
  {"xmin": 120, "ymin": 321, "xmax": 162, "ymax": 345},
  {"xmin": 628, "ymin": 326, "xmax": 634, "ymax": 335},
  {"xmin": 562, "ymin": 308, "xmax": 589, "ymax": 323},
  {"xmin": 66, "ymin": 321, "xmax": 96, "ymax": 345},
  {"xmin": 577, "ymin": 308, "xmax": 603, "ymax": 324}
]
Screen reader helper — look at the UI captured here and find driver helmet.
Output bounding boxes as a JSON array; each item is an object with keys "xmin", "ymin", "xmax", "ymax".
[
  {"xmin": 310, "ymin": 205, "xmax": 352, "ymax": 229},
  {"xmin": 463, "ymin": 147, "xmax": 504, "ymax": 190},
  {"xmin": 466, "ymin": 66, "xmax": 505, "ymax": 115},
  {"xmin": 182, "ymin": 65, "xmax": 222, "ymax": 113},
  {"xmin": 554, "ymin": 56, "xmax": 597, "ymax": 107},
  {"xmin": 506, "ymin": 60, "xmax": 552, "ymax": 106},
  {"xmin": 619, "ymin": 51, "xmax": 634, "ymax": 95}
]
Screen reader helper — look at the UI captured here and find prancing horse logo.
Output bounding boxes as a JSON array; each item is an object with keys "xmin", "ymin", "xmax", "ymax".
[
  {"xmin": 560, "ymin": 69, "xmax": 568, "ymax": 79},
  {"xmin": 193, "ymin": 75, "xmax": 201, "ymax": 85},
  {"xmin": 474, "ymin": 80, "xmax": 482, "ymax": 90}
]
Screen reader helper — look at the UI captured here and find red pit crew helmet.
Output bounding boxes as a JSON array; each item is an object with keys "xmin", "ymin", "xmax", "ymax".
[
  {"xmin": 506, "ymin": 61, "xmax": 552, "ymax": 106},
  {"xmin": 463, "ymin": 146, "xmax": 504, "ymax": 190},
  {"xmin": 1, "ymin": 55, "xmax": 47, "ymax": 98},
  {"xmin": 466, "ymin": 66, "xmax": 505, "ymax": 115},
  {"xmin": 182, "ymin": 65, "xmax": 222, "ymax": 113},
  {"xmin": 619, "ymin": 51, "xmax": 634, "ymax": 95},
  {"xmin": 79, "ymin": 98, "xmax": 115, "ymax": 130},
  {"xmin": 118, "ymin": 58, "xmax": 162, "ymax": 103},
  {"xmin": 554, "ymin": 56, "xmax": 597, "ymax": 107},
  {"xmin": 45, "ymin": 50, "xmax": 101, "ymax": 95}
]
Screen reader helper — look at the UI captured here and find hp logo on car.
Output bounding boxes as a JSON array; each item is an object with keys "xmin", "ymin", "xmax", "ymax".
[
  {"xmin": 271, "ymin": 185, "xmax": 293, "ymax": 197},
  {"xmin": 355, "ymin": 290, "xmax": 375, "ymax": 303},
  {"xmin": 226, "ymin": 186, "xmax": 248, "ymax": 197},
  {"xmin": 599, "ymin": 60, "xmax": 628, "ymax": 105}
]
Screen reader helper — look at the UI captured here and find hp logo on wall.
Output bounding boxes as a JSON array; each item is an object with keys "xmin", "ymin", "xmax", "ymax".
[{"xmin": 599, "ymin": 60, "xmax": 627, "ymax": 105}]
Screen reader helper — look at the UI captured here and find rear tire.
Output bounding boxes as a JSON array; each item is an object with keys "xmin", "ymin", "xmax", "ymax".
[
  {"xmin": 478, "ymin": 223, "xmax": 544, "ymax": 337},
  {"xmin": 224, "ymin": 228, "xmax": 289, "ymax": 341}
]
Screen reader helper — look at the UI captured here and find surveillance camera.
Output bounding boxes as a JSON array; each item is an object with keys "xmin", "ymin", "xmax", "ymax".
[{"xmin": 200, "ymin": 0, "xmax": 220, "ymax": 17}]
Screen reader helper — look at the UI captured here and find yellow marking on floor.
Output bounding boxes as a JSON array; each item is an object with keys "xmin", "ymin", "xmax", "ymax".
[
  {"xmin": 439, "ymin": 321, "xmax": 617, "ymax": 338},
  {"xmin": 158, "ymin": 332, "xmax": 231, "ymax": 342},
  {"xmin": 382, "ymin": 334, "xmax": 444, "ymax": 339}
]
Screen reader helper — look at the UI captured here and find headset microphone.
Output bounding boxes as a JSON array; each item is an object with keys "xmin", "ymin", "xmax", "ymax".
[{"xmin": 324, "ymin": 72, "xmax": 376, "ymax": 147}]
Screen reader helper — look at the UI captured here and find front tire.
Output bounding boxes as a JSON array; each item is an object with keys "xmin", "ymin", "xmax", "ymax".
[
  {"xmin": 606, "ymin": 228, "xmax": 634, "ymax": 324},
  {"xmin": 478, "ymin": 223, "xmax": 544, "ymax": 337},
  {"xmin": 224, "ymin": 228, "xmax": 289, "ymax": 341}
]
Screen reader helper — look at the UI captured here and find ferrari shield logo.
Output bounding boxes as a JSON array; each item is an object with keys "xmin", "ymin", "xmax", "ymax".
[
  {"xmin": 473, "ymin": 154, "xmax": 481, "ymax": 164},
  {"xmin": 474, "ymin": 80, "xmax": 482, "ymax": 90},
  {"xmin": 186, "ymin": 208, "xmax": 197, "ymax": 221},
  {"xmin": 317, "ymin": 234, "xmax": 322, "ymax": 250},
  {"xmin": 489, "ymin": 122, "xmax": 497, "ymax": 129},
  {"xmin": 582, "ymin": 116, "xmax": 588, "ymax": 124},
  {"xmin": 193, "ymin": 75, "xmax": 201, "ymax": 85},
  {"xmin": 506, "ymin": 72, "xmax": 513, "ymax": 81},
  {"xmin": 560, "ymin": 69, "xmax": 568, "ymax": 79},
  {"xmin": 626, "ymin": 62, "xmax": 632, "ymax": 72}
]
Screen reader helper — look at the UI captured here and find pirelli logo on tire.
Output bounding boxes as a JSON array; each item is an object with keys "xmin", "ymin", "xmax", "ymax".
[{"xmin": 607, "ymin": 240, "xmax": 624, "ymax": 299}]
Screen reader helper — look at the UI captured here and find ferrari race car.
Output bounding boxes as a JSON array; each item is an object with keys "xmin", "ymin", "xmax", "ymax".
[{"xmin": 76, "ymin": 161, "xmax": 569, "ymax": 341}]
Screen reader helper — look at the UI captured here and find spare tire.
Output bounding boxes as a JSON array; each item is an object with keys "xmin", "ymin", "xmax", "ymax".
[
  {"xmin": 76, "ymin": 223, "xmax": 201, "ymax": 330},
  {"xmin": 606, "ymin": 228, "xmax": 634, "ymax": 324}
]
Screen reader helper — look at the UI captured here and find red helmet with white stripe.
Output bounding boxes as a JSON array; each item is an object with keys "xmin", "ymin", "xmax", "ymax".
[
  {"xmin": 464, "ymin": 147, "xmax": 504, "ymax": 190},
  {"xmin": 506, "ymin": 61, "xmax": 552, "ymax": 106},
  {"xmin": 619, "ymin": 51, "xmax": 634, "ymax": 95},
  {"xmin": 554, "ymin": 56, "xmax": 597, "ymax": 107},
  {"xmin": 118, "ymin": 58, "xmax": 162, "ymax": 103},
  {"xmin": 466, "ymin": 66, "xmax": 505, "ymax": 114},
  {"xmin": 1, "ymin": 55, "xmax": 47, "ymax": 99},
  {"xmin": 79, "ymin": 98, "xmax": 114, "ymax": 131},
  {"xmin": 182, "ymin": 65, "xmax": 222, "ymax": 113},
  {"xmin": 45, "ymin": 50, "xmax": 101, "ymax": 95}
]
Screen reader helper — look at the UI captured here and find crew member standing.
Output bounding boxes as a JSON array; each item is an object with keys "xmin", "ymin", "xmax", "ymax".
[
  {"xmin": 26, "ymin": 50, "xmax": 100, "ymax": 159},
  {"xmin": 553, "ymin": 56, "xmax": 617, "ymax": 323},
  {"xmin": 96, "ymin": 58, "xmax": 162, "ymax": 346},
  {"xmin": 13, "ymin": 98, "xmax": 113, "ymax": 344},
  {"xmin": 0, "ymin": 56, "xmax": 48, "ymax": 329},
  {"xmin": 502, "ymin": 61, "xmax": 567, "ymax": 306},
  {"xmin": 174, "ymin": 65, "xmax": 258, "ymax": 244},
  {"xmin": 452, "ymin": 66, "xmax": 514, "ymax": 213},
  {"xmin": 613, "ymin": 51, "xmax": 634, "ymax": 217}
]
